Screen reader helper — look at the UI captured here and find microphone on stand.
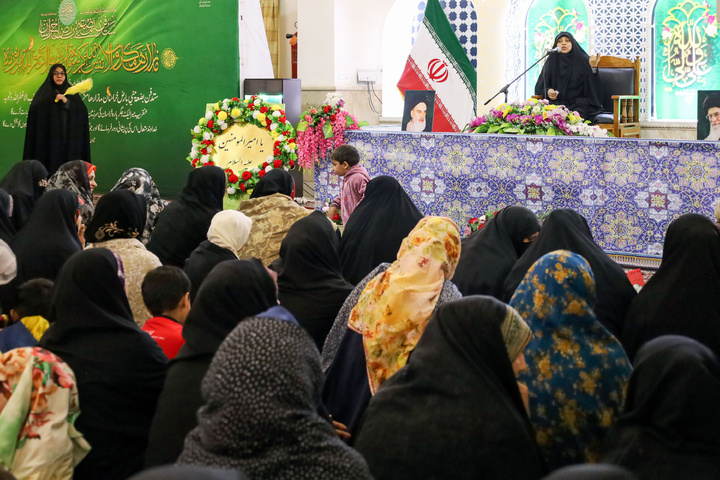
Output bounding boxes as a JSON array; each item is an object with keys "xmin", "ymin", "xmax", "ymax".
[{"xmin": 546, "ymin": 47, "xmax": 560, "ymax": 54}]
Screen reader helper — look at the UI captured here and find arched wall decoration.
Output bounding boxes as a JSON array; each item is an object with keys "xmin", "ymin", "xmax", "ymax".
[
  {"xmin": 523, "ymin": 0, "xmax": 590, "ymax": 95},
  {"xmin": 652, "ymin": 0, "xmax": 719, "ymax": 120}
]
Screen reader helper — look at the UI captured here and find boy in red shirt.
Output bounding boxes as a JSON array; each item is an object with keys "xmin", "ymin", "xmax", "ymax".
[{"xmin": 141, "ymin": 266, "xmax": 190, "ymax": 359}]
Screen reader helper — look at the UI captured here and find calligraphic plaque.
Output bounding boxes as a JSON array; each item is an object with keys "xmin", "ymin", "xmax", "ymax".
[{"xmin": 212, "ymin": 123, "xmax": 274, "ymax": 171}]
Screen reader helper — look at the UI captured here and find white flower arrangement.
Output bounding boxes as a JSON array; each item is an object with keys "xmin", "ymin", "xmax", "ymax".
[{"xmin": 324, "ymin": 92, "xmax": 343, "ymax": 107}]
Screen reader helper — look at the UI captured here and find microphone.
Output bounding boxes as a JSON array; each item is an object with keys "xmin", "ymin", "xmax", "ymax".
[{"xmin": 546, "ymin": 47, "xmax": 560, "ymax": 53}]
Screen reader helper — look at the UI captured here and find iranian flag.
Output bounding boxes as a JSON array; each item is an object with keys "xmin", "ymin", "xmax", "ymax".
[{"xmin": 397, "ymin": 0, "xmax": 477, "ymax": 132}]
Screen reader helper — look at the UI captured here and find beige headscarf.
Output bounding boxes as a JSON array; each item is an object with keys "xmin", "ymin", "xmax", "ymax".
[
  {"xmin": 207, "ymin": 210, "xmax": 253, "ymax": 257},
  {"xmin": 0, "ymin": 240, "xmax": 16, "ymax": 286},
  {"xmin": 501, "ymin": 305, "xmax": 532, "ymax": 361},
  {"xmin": 348, "ymin": 216, "xmax": 461, "ymax": 394}
]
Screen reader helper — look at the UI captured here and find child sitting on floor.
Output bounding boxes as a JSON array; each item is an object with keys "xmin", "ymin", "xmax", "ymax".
[
  {"xmin": 0, "ymin": 278, "xmax": 53, "ymax": 353},
  {"xmin": 327, "ymin": 144, "xmax": 371, "ymax": 225},
  {"xmin": 141, "ymin": 266, "xmax": 191, "ymax": 360}
]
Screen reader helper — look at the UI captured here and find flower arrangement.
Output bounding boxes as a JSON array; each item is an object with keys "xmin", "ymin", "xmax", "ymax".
[
  {"xmin": 465, "ymin": 207, "xmax": 550, "ymax": 236},
  {"xmin": 570, "ymin": 16, "xmax": 587, "ymax": 43},
  {"xmin": 661, "ymin": 25, "xmax": 674, "ymax": 42},
  {"xmin": 464, "ymin": 98, "xmax": 610, "ymax": 137},
  {"xmin": 466, "ymin": 209, "xmax": 499, "ymax": 236},
  {"xmin": 703, "ymin": 3, "xmax": 718, "ymax": 38},
  {"xmin": 187, "ymin": 95, "xmax": 297, "ymax": 199},
  {"xmin": 296, "ymin": 93, "xmax": 368, "ymax": 169},
  {"xmin": 321, "ymin": 198, "xmax": 342, "ymax": 225}
]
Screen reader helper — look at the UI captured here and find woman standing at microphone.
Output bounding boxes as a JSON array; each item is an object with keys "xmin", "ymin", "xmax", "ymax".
[{"xmin": 534, "ymin": 32, "xmax": 603, "ymax": 123}]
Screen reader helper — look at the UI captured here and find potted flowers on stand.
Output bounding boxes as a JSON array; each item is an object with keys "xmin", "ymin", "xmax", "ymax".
[{"xmin": 296, "ymin": 93, "xmax": 368, "ymax": 169}]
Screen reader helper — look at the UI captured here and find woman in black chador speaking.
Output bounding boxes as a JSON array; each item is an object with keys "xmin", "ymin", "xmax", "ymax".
[
  {"xmin": 23, "ymin": 63, "xmax": 91, "ymax": 176},
  {"xmin": 534, "ymin": 32, "xmax": 603, "ymax": 123}
]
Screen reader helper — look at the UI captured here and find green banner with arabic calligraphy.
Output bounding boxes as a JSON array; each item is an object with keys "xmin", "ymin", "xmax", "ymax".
[
  {"xmin": 0, "ymin": 0, "xmax": 239, "ymax": 195},
  {"xmin": 525, "ymin": 0, "xmax": 589, "ymax": 97},
  {"xmin": 654, "ymin": 0, "xmax": 719, "ymax": 120}
]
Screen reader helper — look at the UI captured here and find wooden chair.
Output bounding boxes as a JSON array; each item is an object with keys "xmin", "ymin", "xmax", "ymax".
[{"xmin": 594, "ymin": 55, "xmax": 641, "ymax": 138}]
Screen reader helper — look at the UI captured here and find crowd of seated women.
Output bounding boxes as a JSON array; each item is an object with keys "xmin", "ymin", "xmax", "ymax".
[{"xmin": 0, "ymin": 159, "xmax": 718, "ymax": 480}]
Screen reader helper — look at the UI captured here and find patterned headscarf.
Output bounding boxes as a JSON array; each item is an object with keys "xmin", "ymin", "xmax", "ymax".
[
  {"xmin": 348, "ymin": 216, "xmax": 461, "ymax": 393},
  {"xmin": 502, "ymin": 305, "xmax": 532, "ymax": 362},
  {"xmin": 46, "ymin": 160, "xmax": 95, "ymax": 225},
  {"xmin": 509, "ymin": 250, "xmax": 632, "ymax": 470},
  {"xmin": 0, "ymin": 347, "xmax": 90, "ymax": 478},
  {"xmin": 110, "ymin": 168, "xmax": 168, "ymax": 244},
  {"xmin": 177, "ymin": 312, "xmax": 373, "ymax": 479}
]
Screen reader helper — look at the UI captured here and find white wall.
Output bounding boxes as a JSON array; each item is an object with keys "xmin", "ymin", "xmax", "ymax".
[
  {"xmin": 278, "ymin": 0, "xmax": 297, "ymax": 79},
  {"xmin": 297, "ymin": 0, "xmax": 335, "ymax": 88},
  {"xmin": 333, "ymin": 0, "xmax": 389, "ymax": 88},
  {"xmin": 474, "ymin": 0, "xmax": 510, "ymax": 114}
]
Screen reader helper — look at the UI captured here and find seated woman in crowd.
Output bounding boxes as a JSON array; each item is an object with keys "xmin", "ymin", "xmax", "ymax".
[
  {"xmin": 236, "ymin": 169, "xmax": 310, "ymax": 266},
  {"xmin": 453, "ymin": 205, "xmax": 541, "ymax": 298},
  {"xmin": 11, "ymin": 189, "xmax": 82, "ymax": 286},
  {"xmin": 272, "ymin": 210, "xmax": 354, "ymax": 351},
  {"xmin": 601, "ymin": 335, "xmax": 720, "ymax": 479},
  {"xmin": 85, "ymin": 190, "xmax": 162, "ymax": 326},
  {"xmin": 339, "ymin": 175, "xmax": 423, "ymax": 285},
  {"xmin": 177, "ymin": 305, "xmax": 373, "ymax": 480},
  {"xmin": 46, "ymin": 160, "xmax": 96, "ymax": 225},
  {"xmin": 0, "ymin": 160, "xmax": 48, "ymax": 231},
  {"xmin": 0, "ymin": 190, "xmax": 15, "ymax": 246},
  {"xmin": 534, "ymin": 31, "xmax": 603, "ymax": 122},
  {"xmin": 144, "ymin": 259, "xmax": 278, "ymax": 468},
  {"xmin": 147, "ymin": 165, "xmax": 226, "ymax": 267},
  {"xmin": 621, "ymin": 213, "xmax": 720, "ymax": 362},
  {"xmin": 509, "ymin": 250, "xmax": 632, "ymax": 469},
  {"xmin": 354, "ymin": 296, "xmax": 546, "ymax": 480},
  {"xmin": 110, "ymin": 168, "xmax": 168, "ymax": 244},
  {"xmin": 0, "ymin": 189, "xmax": 81, "ymax": 314},
  {"xmin": 503, "ymin": 209, "xmax": 635, "ymax": 338},
  {"xmin": 0, "ymin": 347, "xmax": 90, "ymax": 479},
  {"xmin": 322, "ymin": 216, "xmax": 461, "ymax": 437},
  {"xmin": 184, "ymin": 210, "xmax": 252, "ymax": 301},
  {"xmin": 38, "ymin": 249, "xmax": 168, "ymax": 480}
]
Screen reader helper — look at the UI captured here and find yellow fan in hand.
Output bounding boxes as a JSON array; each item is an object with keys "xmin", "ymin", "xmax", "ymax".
[{"xmin": 56, "ymin": 78, "xmax": 93, "ymax": 102}]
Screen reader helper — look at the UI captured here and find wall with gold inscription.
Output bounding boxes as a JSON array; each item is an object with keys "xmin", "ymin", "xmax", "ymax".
[{"xmin": 0, "ymin": 0, "xmax": 240, "ymax": 195}]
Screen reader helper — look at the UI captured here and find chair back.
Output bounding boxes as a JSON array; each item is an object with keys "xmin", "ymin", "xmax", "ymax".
[
  {"xmin": 598, "ymin": 68, "xmax": 636, "ymax": 112},
  {"xmin": 596, "ymin": 56, "xmax": 639, "ymax": 112}
]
